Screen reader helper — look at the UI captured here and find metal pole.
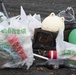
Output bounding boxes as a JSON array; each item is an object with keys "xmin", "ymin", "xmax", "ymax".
[
  {"xmin": 33, "ymin": 53, "xmax": 49, "ymax": 60},
  {"xmin": 0, "ymin": 1, "xmax": 10, "ymax": 24}
]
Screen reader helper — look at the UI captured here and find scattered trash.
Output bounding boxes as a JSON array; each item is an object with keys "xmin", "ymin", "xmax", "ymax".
[
  {"xmin": 37, "ymin": 67, "xmax": 44, "ymax": 71},
  {"xmin": 0, "ymin": 12, "xmax": 6, "ymax": 22},
  {"xmin": 34, "ymin": 53, "xmax": 48, "ymax": 60},
  {"xmin": 33, "ymin": 28, "xmax": 58, "ymax": 50},
  {"xmin": 48, "ymin": 50, "xmax": 57, "ymax": 59},
  {"xmin": 36, "ymin": 59, "xmax": 64, "ymax": 69},
  {"xmin": 68, "ymin": 29, "xmax": 76, "ymax": 44},
  {"xmin": 64, "ymin": 58, "xmax": 76, "ymax": 69}
]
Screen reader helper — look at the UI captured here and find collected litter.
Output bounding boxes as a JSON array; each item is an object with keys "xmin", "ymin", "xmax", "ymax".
[
  {"xmin": 0, "ymin": 2, "xmax": 34, "ymax": 69},
  {"xmin": 0, "ymin": 2, "xmax": 76, "ymax": 70},
  {"xmin": 34, "ymin": 7, "xmax": 76, "ymax": 69}
]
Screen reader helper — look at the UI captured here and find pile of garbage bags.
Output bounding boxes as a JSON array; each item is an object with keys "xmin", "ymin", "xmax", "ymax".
[
  {"xmin": 0, "ymin": 5, "xmax": 76, "ymax": 70},
  {"xmin": 33, "ymin": 7, "xmax": 76, "ymax": 69}
]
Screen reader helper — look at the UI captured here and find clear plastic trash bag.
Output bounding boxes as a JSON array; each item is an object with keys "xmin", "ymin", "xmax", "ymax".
[
  {"xmin": 56, "ymin": 29, "xmax": 76, "ymax": 59},
  {"xmin": 57, "ymin": 7, "xmax": 76, "ymax": 29},
  {"xmin": 0, "ymin": 6, "xmax": 34, "ymax": 69}
]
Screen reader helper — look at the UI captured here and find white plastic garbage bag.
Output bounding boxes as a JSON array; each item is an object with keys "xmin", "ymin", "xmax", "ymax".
[
  {"xmin": 19, "ymin": 7, "xmax": 41, "ymax": 39},
  {"xmin": 0, "ymin": 6, "xmax": 34, "ymax": 69},
  {"xmin": 56, "ymin": 29, "xmax": 76, "ymax": 59},
  {"xmin": 0, "ymin": 12, "xmax": 6, "ymax": 22}
]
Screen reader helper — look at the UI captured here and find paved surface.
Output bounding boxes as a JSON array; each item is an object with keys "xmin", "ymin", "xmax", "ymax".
[
  {"xmin": 0, "ymin": 0, "xmax": 76, "ymax": 75},
  {"xmin": 0, "ymin": 58, "xmax": 74, "ymax": 75},
  {"xmin": 1, "ymin": 0, "xmax": 76, "ymax": 17}
]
